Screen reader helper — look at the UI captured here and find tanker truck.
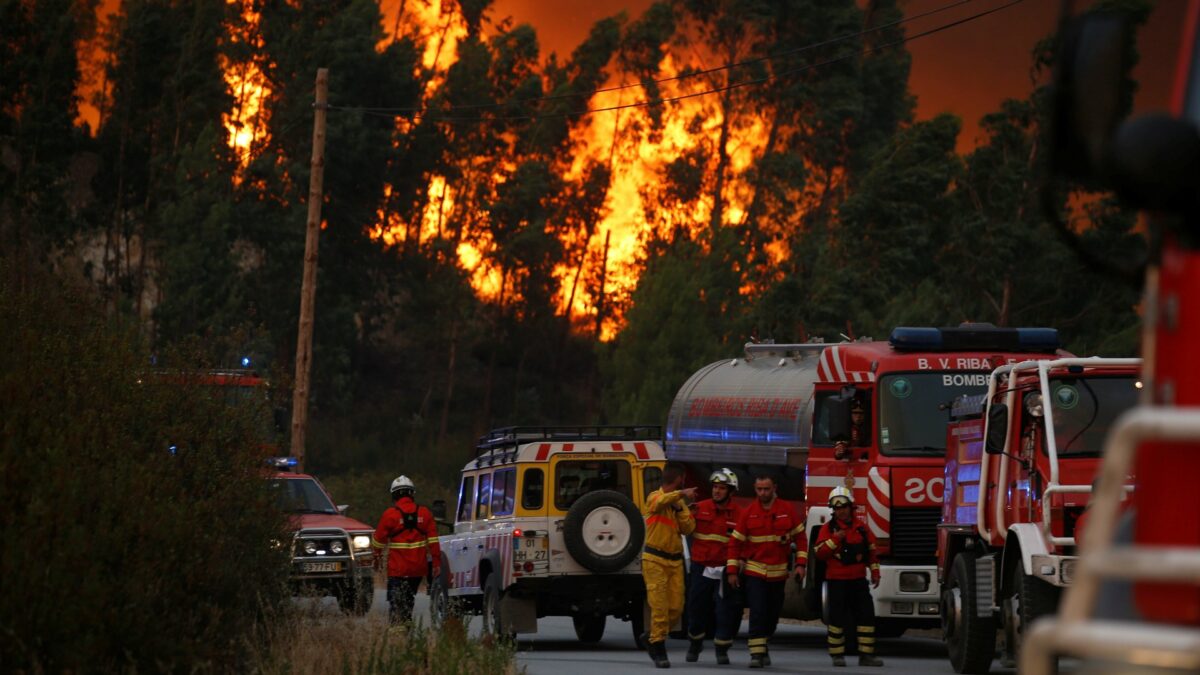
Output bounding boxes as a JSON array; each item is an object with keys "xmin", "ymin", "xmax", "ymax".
[{"xmin": 665, "ymin": 324, "xmax": 1066, "ymax": 634}]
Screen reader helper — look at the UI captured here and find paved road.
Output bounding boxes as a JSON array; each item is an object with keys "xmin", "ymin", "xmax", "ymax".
[{"xmin": 342, "ymin": 587, "xmax": 1017, "ymax": 674}]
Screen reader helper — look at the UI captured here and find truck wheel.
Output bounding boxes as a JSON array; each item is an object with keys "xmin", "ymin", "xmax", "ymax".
[
  {"xmin": 336, "ymin": 580, "xmax": 372, "ymax": 616},
  {"xmin": 481, "ymin": 573, "xmax": 513, "ymax": 640},
  {"xmin": 942, "ymin": 553, "xmax": 996, "ymax": 674},
  {"xmin": 573, "ymin": 614, "xmax": 607, "ymax": 642},
  {"xmin": 563, "ymin": 490, "xmax": 644, "ymax": 574},
  {"xmin": 1005, "ymin": 563, "xmax": 1061, "ymax": 661}
]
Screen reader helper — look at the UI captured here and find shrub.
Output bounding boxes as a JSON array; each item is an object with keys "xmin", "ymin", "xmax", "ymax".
[{"xmin": 0, "ymin": 264, "xmax": 290, "ymax": 671}]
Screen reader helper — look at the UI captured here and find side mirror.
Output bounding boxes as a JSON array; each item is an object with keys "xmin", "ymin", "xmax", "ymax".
[
  {"xmin": 1049, "ymin": 12, "xmax": 1134, "ymax": 184},
  {"xmin": 984, "ymin": 404, "xmax": 1010, "ymax": 455},
  {"xmin": 337, "ymin": 504, "xmax": 349, "ymax": 515},
  {"xmin": 1110, "ymin": 113, "xmax": 1200, "ymax": 216},
  {"xmin": 431, "ymin": 499, "xmax": 448, "ymax": 522},
  {"xmin": 827, "ymin": 394, "xmax": 853, "ymax": 444}
]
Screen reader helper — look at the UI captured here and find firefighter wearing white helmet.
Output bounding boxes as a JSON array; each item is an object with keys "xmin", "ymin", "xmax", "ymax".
[
  {"xmin": 372, "ymin": 474, "xmax": 440, "ymax": 624},
  {"xmin": 815, "ymin": 486, "xmax": 883, "ymax": 667},
  {"xmin": 685, "ymin": 468, "xmax": 745, "ymax": 664}
]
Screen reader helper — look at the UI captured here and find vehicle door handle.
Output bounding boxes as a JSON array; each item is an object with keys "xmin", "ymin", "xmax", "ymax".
[
  {"xmin": 460, "ymin": 546, "xmax": 469, "ymax": 551},
  {"xmin": 477, "ymin": 544, "xmax": 484, "ymax": 549}
]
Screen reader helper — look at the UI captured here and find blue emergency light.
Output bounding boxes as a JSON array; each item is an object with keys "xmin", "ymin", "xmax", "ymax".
[
  {"xmin": 889, "ymin": 325, "xmax": 1059, "ymax": 352},
  {"xmin": 266, "ymin": 456, "xmax": 299, "ymax": 469},
  {"xmin": 241, "ymin": 356, "xmax": 251, "ymax": 367}
]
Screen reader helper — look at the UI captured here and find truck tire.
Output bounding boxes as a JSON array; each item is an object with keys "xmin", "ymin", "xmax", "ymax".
[
  {"xmin": 573, "ymin": 613, "xmax": 607, "ymax": 642},
  {"xmin": 1006, "ymin": 562, "xmax": 1061, "ymax": 661},
  {"xmin": 335, "ymin": 580, "xmax": 373, "ymax": 616},
  {"xmin": 563, "ymin": 490, "xmax": 644, "ymax": 574},
  {"xmin": 942, "ymin": 553, "xmax": 996, "ymax": 674}
]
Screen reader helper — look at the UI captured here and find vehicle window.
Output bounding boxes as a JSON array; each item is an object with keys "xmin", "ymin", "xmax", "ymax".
[
  {"xmin": 491, "ymin": 468, "xmax": 516, "ymax": 516},
  {"xmin": 476, "ymin": 472, "xmax": 492, "ymax": 520},
  {"xmin": 270, "ymin": 477, "xmax": 337, "ymax": 514},
  {"xmin": 456, "ymin": 475, "xmax": 475, "ymax": 522},
  {"xmin": 522, "ymin": 468, "xmax": 544, "ymax": 509},
  {"xmin": 879, "ymin": 373, "xmax": 992, "ymax": 457},
  {"xmin": 1046, "ymin": 376, "xmax": 1140, "ymax": 457},
  {"xmin": 810, "ymin": 391, "xmax": 838, "ymax": 445},
  {"xmin": 555, "ymin": 460, "xmax": 631, "ymax": 510},
  {"xmin": 643, "ymin": 466, "xmax": 662, "ymax": 498}
]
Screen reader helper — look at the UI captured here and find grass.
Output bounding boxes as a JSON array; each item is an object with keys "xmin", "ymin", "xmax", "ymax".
[{"xmin": 250, "ymin": 601, "xmax": 517, "ymax": 675}]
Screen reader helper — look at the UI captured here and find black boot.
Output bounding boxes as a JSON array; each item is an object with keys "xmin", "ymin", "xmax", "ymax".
[
  {"xmin": 714, "ymin": 642, "xmax": 731, "ymax": 665},
  {"xmin": 686, "ymin": 639, "xmax": 703, "ymax": 663},
  {"xmin": 648, "ymin": 641, "xmax": 671, "ymax": 669},
  {"xmin": 762, "ymin": 650, "xmax": 771, "ymax": 667},
  {"xmin": 749, "ymin": 653, "xmax": 765, "ymax": 669},
  {"xmin": 858, "ymin": 654, "xmax": 883, "ymax": 667}
]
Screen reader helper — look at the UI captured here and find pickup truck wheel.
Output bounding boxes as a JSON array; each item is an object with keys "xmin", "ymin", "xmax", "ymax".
[
  {"xmin": 430, "ymin": 577, "xmax": 455, "ymax": 625},
  {"xmin": 563, "ymin": 490, "xmax": 644, "ymax": 574},
  {"xmin": 942, "ymin": 553, "xmax": 996, "ymax": 674},
  {"xmin": 573, "ymin": 614, "xmax": 607, "ymax": 642},
  {"xmin": 335, "ymin": 580, "xmax": 372, "ymax": 616}
]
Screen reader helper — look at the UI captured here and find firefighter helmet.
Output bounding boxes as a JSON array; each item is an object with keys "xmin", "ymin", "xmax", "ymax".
[
  {"xmin": 390, "ymin": 475, "xmax": 416, "ymax": 496},
  {"xmin": 709, "ymin": 468, "xmax": 739, "ymax": 490},
  {"xmin": 828, "ymin": 486, "xmax": 853, "ymax": 508}
]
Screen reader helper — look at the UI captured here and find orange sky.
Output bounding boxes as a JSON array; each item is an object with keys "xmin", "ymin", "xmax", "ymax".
[{"xmin": 493, "ymin": 0, "xmax": 1188, "ymax": 151}]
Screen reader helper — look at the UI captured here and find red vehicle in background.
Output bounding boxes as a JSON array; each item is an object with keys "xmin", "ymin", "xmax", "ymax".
[
  {"xmin": 665, "ymin": 324, "xmax": 1065, "ymax": 634},
  {"xmin": 268, "ymin": 459, "xmax": 376, "ymax": 614},
  {"xmin": 939, "ymin": 358, "xmax": 1140, "ymax": 673},
  {"xmin": 1021, "ymin": 1, "xmax": 1200, "ymax": 671}
]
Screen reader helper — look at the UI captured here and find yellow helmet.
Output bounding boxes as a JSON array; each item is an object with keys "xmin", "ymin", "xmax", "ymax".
[{"xmin": 828, "ymin": 486, "xmax": 853, "ymax": 508}]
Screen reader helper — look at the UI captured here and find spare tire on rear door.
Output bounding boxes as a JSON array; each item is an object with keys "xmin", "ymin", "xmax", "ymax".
[{"xmin": 563, "ymin": 489, "xmax": 644, "ymax": 573}]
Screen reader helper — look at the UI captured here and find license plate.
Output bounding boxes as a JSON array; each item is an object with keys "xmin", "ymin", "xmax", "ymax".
[
  {"xmin": 302, "ymin": 561, "xmax": 342, "ymax": 573},
  {"xmin": 514, "ymin": 537, "xmax": 547, "ymax": 562}
]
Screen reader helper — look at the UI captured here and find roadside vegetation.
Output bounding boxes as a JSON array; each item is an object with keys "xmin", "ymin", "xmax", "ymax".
[
  {"xmin": 252, "ymin": 604, "xmax": 515, "ymax": 675},
  {"xmin": 0, "ymin": 262, "xmax": 512, "ymax": 673}
]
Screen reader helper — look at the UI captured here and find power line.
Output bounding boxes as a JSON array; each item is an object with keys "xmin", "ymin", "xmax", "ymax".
[
  {"xmin": 334, "ymin": 0, "xmax": 979, "ymax": 116},
  {"xmin": 339, "ymin": 0, "xmax": 1027, "ymax": 125}
]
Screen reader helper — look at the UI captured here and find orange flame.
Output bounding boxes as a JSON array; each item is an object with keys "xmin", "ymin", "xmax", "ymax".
[{"xmin": 222, "ymin": 0, "xmax": 271, "ymax": 167}]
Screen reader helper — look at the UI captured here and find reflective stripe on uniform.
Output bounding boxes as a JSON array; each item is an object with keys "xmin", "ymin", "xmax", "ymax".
[
  {"xmin": 731, "ymin": 530, "xmax": 747, "ymax": 541},
  {"xmin": 747, "ymin": 534, "xmax": 783, "ymax": 543},
  {"xmin": 693, "ymin": 532, "xmax": 729, "ymax": 543},
  {"xmin": 388, "ymin": 541, "xmax": 427, "ymax": 550},
  {"xmin": 744, "ymin": 561, "xmax": 788, "ymax": 577},
  {"xmin": 646, "ymin": 514, "xmax": 678, "ymax": 529},
  {"xmin": 371, "ymin": 536, "xmax": 386, "ymax": 549}
]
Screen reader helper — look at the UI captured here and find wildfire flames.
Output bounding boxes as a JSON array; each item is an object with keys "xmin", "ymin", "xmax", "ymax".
[{"xmin": 77, "ymin": 1, "xmax": 779, "ymax": 341}]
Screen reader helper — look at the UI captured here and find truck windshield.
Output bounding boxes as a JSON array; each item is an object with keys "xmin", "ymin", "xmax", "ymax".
[
  {"xmin": 270, "ymin": 478, "xmax": 338, "ymax": 514},
  {"xmin": 1046, "ymin": 375, "xmax": 1140, "ymax": 457},
  {"xmin": 879, "ymin": 372, "xmax": 992, "ymax": 457}
]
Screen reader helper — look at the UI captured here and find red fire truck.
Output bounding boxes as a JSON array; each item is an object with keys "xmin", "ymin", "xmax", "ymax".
[
  {"xmin": 664, "ymin": 325, "xmax": 1065, "ymax": 632},
  {"xmin": 1020, "ymin": 2, "xmax": 1200, "ymax": 672},
  {"xmin": 938, "ymin": 357, "xmax": 1141, "ymax": 673}
]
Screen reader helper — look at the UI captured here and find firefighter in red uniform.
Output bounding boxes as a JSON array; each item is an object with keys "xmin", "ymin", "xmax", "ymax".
[
  {"xmin": 372, "ymin": 475, "xmax": 442, "ymax": 624},
  {"xmin": 835, "ymin": 398, "xmax": 869, "ymax": 461},
  {"xmin": 815, "ymin": 486, "xmax": 883, "ymax": 667},
  {"xmin": 686, "ymin": 468, "xmax": 744, "ymax": 665},
  {"xmin": 726, "ymin": 474, "xmax": 806, "ymax": 668}
]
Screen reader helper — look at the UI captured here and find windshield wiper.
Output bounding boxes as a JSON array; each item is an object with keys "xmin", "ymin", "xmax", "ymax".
[
  {"xmin": 887, "ymin": 446, "xmax": 944, "ymax": 456},
  {"xmin": 290, "ymin": 508, "xmax": 336, "ymax": 514}
]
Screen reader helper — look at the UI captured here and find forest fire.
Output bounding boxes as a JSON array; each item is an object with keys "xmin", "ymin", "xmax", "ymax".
[{"xmin": 222, "ymin": 1, "xmax": 271, "ymax": 165}]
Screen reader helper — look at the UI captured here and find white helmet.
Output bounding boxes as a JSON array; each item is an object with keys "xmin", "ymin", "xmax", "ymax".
[
  {"xmin": 390, "ymin": 475, "xmax": 415, "ymax": 495},
  {"xmin": 829, "ymin": 486, "xmax": 853, "ymax": 508},
  {"xmin": 710, "ymin": 468, "xmax": 739, "ymax": 490}
]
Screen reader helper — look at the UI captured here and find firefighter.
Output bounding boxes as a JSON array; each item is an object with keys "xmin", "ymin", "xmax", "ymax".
[
  {"xmin": 815, "ymin": 486, "xmax": 883, "ymax": 667},
  {"xmin": 726, "ymin": 474, "xmax": 806, "ymax": 668},
  {"xmin": 835, "ymin": 397, "xmax": 869, "ymax": 461},
  {"xmin": 685, "ymin": 468, "xmax": 745, "ymax": 665},
  {"xmin": 371, "ymin": 475, "xmax": 442, "ymax": 624},
  {"xmin": 642, "ymin": 463, "xmax": 697, "ymax": 668}
]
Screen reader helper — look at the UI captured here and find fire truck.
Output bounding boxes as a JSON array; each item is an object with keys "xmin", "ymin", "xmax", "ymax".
[
  {"xmin": 1019, "ymin": 2, "xmax": 1200, "ymax": 672},
  {"xmin": 938, "ymin": 357, "xmax": 1141, "ymax": 673},
  {"xmin": 664, "ymin": 325, "xmax": 1065, "ymax": 633}
]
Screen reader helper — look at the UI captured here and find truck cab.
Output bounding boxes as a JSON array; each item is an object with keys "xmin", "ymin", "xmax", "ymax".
[
  {"xmin": 939, "ymin": 358, "xmax": 1141, "ymax": 672},
  {"xmin": 435, "ymin": 426, "xmax": 664, "ymax": 643}
]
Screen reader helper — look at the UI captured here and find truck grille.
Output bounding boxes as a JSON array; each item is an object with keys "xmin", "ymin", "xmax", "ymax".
[{"xmin": 889, "ymin": 508, "xmax": 940, "ymax": 562}]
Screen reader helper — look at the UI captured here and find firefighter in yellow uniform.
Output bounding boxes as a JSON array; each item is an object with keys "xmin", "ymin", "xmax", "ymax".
[{"xmin": 642, "ymin": 463, "xmax": 697, "ymax": 668}]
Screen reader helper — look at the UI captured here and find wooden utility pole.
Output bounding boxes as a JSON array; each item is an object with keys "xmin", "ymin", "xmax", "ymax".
[{"xmin": 290, "ymin": 68, "xmax": 329, "ymax": 472}]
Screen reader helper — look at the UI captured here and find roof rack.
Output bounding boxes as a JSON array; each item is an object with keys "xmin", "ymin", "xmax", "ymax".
[{"xmin": 476, "ymin": 425, "xmax": 663, "ymax": 455}]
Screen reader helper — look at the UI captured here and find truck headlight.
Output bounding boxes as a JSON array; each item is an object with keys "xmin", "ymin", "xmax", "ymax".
[
  {"xmin": 330, "ymin": 539, "xmax": 345, "ymax": 554},
  {"xmin": 304, "ymin": 540, "xmax": 318, "ymax": 555},
  {"xmin": 353, "ymin": 535, "xmax": 371, "ymax": 551},
  {"xmin": 899, "ymin": 571, "xmax": 930, "ymax": 593}
]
